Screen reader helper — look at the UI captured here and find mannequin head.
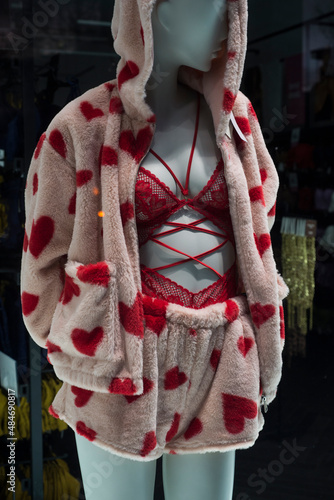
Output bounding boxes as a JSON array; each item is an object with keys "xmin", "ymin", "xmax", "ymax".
[{"xmin": 151, "ymin": 0, "xmax": 228, "ymax": 72}]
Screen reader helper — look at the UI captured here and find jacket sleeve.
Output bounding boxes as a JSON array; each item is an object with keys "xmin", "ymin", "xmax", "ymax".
[
  {"xmin": 21, "ymin": 130, "xmax": 76, "ymax": 349},
  {"xmin": 247, "ymin": 100, "xmax": 289, "ymax": 407}
]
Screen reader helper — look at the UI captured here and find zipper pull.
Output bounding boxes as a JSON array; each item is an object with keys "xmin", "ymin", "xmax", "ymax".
[{"xmin": 260, "ymin": 395, "xmax": 268, "ymax": 413}]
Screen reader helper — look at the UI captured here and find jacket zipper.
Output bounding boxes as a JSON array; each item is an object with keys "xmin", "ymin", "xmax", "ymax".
[{"xmin": 260, "ymin": 395, "xmax": 268, "ymax": 413}]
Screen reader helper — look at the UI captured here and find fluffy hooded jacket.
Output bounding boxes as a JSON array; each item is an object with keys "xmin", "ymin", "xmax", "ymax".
[{"xmin": 21, "ymin": 0, "xmax": 289, "ymax": 458}]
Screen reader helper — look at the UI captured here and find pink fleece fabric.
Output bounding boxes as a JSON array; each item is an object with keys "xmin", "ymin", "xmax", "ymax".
[{"xmin": 21, "ymin": 0, "xmax": 288, "ymax": 460}]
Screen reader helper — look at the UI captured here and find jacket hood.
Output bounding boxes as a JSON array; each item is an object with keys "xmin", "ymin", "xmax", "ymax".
[{"xmin": 111, "ymin": 0, "xmax": 248, "ymax": 141}]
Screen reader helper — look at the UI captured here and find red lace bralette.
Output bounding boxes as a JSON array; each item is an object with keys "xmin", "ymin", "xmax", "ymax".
[{"xmin": 135, "ymin": 94, "xmax": 237, "ymax": 308}]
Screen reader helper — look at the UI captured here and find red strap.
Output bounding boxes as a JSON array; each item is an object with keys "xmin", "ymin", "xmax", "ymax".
[
  {"xmin": 149, "ymin": 93, "xmax": 201, "ymax": 197},
  {"xmin": 150, "ymin": 237, "xmax": 228, "ymax": 278}
]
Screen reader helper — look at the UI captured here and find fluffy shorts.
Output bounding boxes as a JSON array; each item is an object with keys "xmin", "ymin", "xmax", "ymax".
[{"xmin": 50, "ymin": 294, "xmax": 265, "ymax": 461}]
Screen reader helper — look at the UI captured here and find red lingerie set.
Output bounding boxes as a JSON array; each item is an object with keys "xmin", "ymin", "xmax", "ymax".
[{"xmin": 135, "ymin": 95, "xmax": 238, "ymax": 309}]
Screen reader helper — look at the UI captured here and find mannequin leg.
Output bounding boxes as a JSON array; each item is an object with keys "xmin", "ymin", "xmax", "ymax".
[
  {"xmin": 162, "ymin": 450, "xmax": 236, "ymax": 500},
  {"xmin": 74, "ymin": 433, "xmax": 157, "ymax": 500}
]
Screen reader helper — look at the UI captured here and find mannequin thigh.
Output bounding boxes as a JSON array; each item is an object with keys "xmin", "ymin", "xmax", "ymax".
[
  {"xmin": 162, "ymin": 450, "xmax": 236, "ymax": 500},
  {"xmin": 74, "ymin": 433, "xmax": 157, "ymax": 500}
]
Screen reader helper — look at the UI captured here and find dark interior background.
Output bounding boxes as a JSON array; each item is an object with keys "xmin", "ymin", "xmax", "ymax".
[{"xmin": 0, "ymin": 0, "xmax": 334, "ymax": 498}]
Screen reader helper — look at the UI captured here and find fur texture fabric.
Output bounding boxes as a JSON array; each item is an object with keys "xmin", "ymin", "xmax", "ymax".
[{"xmin": 21, "ymin": 0, "xmax": 289, "ymax": 460}]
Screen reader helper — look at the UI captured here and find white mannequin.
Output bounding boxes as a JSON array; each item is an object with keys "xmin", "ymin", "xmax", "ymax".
[{"xmin": 75, "ymin": 1, "xmax": 236, "ymax": 498}]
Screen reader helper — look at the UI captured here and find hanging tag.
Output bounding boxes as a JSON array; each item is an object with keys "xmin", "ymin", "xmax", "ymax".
[
  {"xmin": 225, "ymin": 119, "xmax": 232, "ymax": 139},
  {"xmin": 231, "ymin": 112, "xmax": 248, "ymax": 142}
]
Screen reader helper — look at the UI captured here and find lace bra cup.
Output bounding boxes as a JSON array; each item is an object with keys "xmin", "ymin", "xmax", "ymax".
[{"xmin": 135, "ymin": 158, "xmax": 235, "ymax": 247}]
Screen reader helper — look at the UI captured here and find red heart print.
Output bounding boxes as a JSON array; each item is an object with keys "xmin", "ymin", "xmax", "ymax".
[
  {"xmin": 124, "ymin": 377, "xmax": 154, "ymax": 403},
  {"xmin": 101, "ymin": 146, "xmax": 118, "ymax": 167},
  {"xmin": 71, "ymin": 327, "xmax": 104, "ymax": 356},
  {"xmin": 268, "ymin": 202, "xmax": 276, "ymax": 217},
  {"xmin": 34, "ymin": 133, "xmax": 46, "ymax": 159},
  {"xmin": 222, "ymin": 393, "xmax": 258, "ymax": 434},
  {"xmin": 234, "ymin": 116, "xmax": 251, "ymax": 136},
  {"xmin": 80, "ymin": 101, "xmax": 104, "ymax": 121},
  {"xmin": 118, "ymin": 60, "xmax": 140, "ymax": 90},
  {"xmin": 29, "ymin": 216, "xmax": 55, "ymax": 258},
  {"xmin": 45, "ymin": 340, "xmax": 62, "ymax": 354},
  {"xmin": 223, "ymin": 88, "xmax": 237, "ymax": 113},
  {"xmin": 108, "ymin": 378, "xmax": 138, "ymax": 395},
  {"xmin": 76, "ymin": 262, "xmax": 110, "ymax": 287},
  {"xmin": 23, "ymin": 231, "xmax": 29, "ymax": 252},
  {"xmin": 71, "ymin": 386, "xmax": 94, "ymax": 407},
  {"xmin": 224, "ymin": 299, "xmax": 239, "ymax": 322},
  {"xmin": 254, "ymin": 233, "xmax": 271, "ymax": 257},
  {"xmin": 210, "ymin": 349, "xmax": 221, "ymax": 370},
  {"xmin": 120, "ymin": 201, "xmax": 134, "ymax": 226},
  {"xmin": 109, "ymin": 97, "xmax": 124, "ymax": 114},
  {"xmin": 237, "ymin": 336, "xmax": 254, "ymax": 357},
  {"xmin": 76, "ymin": 170, "xmax": 93, "ymax": 187},
  {"xmin": 119, "ymin": 292, "xmax": 144, "ymax": 338},
  {"xmin": 184, "ymin": 417, "xmax": 203, "ymax": 440},
  {"xmin": 104, "ymin": 82, "xmax": 115, "ymax": 92},
  {"xmin": 249, "ymin": 186, "xmax": 265, "ymax": 206},
  {"xmin": 250, "ymin": 303, "xmax": 276, "ymax": 328},
  {"xmin": 60, "ymin": 274, "xmax": 80, "ymax": 305},
  {"xmin": 140, "ymin": 430, "xmax": 157, "ymax": 457},
  {"xmin": 166, "ymin": 413, "xmax": 181, "ymax": 442},
  {"xmin": 49, "ymin": 129, "xmax": 67, "ymax": 158},
  {"xmin": 76, "ymin": 421, "xmax": 97, "ymax": 441},
  {"xmin": 68, "ymin": 193, "xmax": 76, "ymax": 215},
  {"xmin": 248, "ymin": 102, "xmax": 258, "ymax": 120},
  {"xmin": 260, "ymin": 168, "xmax": 268, "ymax": 183},
  {"xmin": 119, "ymin": 126, "xmax": 153, "ymax": 163},
  {"xmin": 21, "ymin": 292, "xmax": 39, "ymax": 316},
  {"xmin": 33, "ymin": 173, "xmax": 38, "ymax": 195},
  {"xmin": 164, "ymin": 366, "xmax": 188, "ymax": 390},
  {"xmin": 48, "ymin": 405, "xmax": 59, "ymax": 419}
]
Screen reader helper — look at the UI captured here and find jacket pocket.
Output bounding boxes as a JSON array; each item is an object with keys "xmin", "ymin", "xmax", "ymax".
[{"xmin": 46, "ymin": 260, "xmax": 144, "ymax": 395}]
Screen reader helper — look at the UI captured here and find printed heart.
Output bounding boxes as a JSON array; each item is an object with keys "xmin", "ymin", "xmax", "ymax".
[
  {"xmin": 234, "ymin": 116, "xmax": 251, "ymax": 136},
  {"xmin": 60, "ymin": 274, "xmax": 80, "ymax": 305},
  {"xmin": 23, "ymin": 230, "xmax": 29, "ymax": 252},
  {"xmin": 260, "ymin": 168, "xmax": 268, "ymax": 184},
  {"xmin": 118, "ymin": 60, "xmax": 140, "ymax": 90},
  {"xmin": 80, "ymin": 101, "xmax": 104, "ymax": 121},
  {"xmin": 34, "ymin": 132, "xmax": 46, "ymax": 159},
  {"xmin": 249, "ymin": 186, "xmax": 265, "ymax": 206},
  {"xmin": 254, "ymin": 233, "xmax": 271, "ymax": 257},
  {"xmin": 71, "ymin": 327, "xmax": 104, "ymax": 356},
  {"xmin": 49, "ymin": 129, "xmax": 67, "ymax": 158},
  {"xmin": 71, "ymin": 386, "xmax": 94, "ymax": 407},
  {"xmin": 120, "ymin": 201, "xmax": 134, "ymax": 226},
  {"xmin": 76, "ymin": 169, "xmax": 93, "ymax": 187},
  {"xmin": 29, "ymin": 216, "xmax": 55, "ymax": 258},
  {"xmin": 223, "ymin": 88, "xmax": 237, "ymax": 113},
  {"xmin": 108, "ymin": 377, "xmax": 138, "ymax": 395},
  {"xmin": 45, "ymin": 340, "xmax": 62, "ymax": 354},
  {"xmin": 224, "ymin": 299, "xmax": 239, "ymax": 322},
  {"xmin": 210, "ymin": 349, "xmax": 221, "ymax": 370},
  {"xmin": 145, "ymin": 316, "xmax": 166, "ymax": 336},
  {"xmin": 184, "ymin": 417, "xmax": 203, "ymax": 440},
  {"xmin": 76, "ymin": 420, "xmax": 97, "ymax": 441},
  {"xmin": 76, "ymin": 262, "xmax": 110, "ymax": 287},
  {"xmin": 119, "ymin": 292, "xmax": 144, "ymax": 338},
  {"xmin": 101, "ymin": 146, "xmax": 118, "ymax": 167},
  {"xmin": 268, "ymin": 202, "xmax": 276, "ymax": 217},
  {"xmin": 248, "ymin": 102, "xmax": 258, "ymax": 120},
  {"xmin": 119, "ymin": 126, "xmax": 153, "ymax": 163},
  {"xmin": 124, "ymin": 377, "xmax": 154, "ymax": 403},
  {"xmin": 68, "ymin": 193, "xmax": 76, "ymax": 215},
  {"xmin": 21, "ymin": 292, "xmax": 39, "ymax": 316},
  {"xmin": 48, "ymin": 405, "xmax": 59, "ymax": 419},
  {"xmin": 250, "ymin": 303, "xmax": 276, "ymax": 329},
  {"xmin": 104, "ymin": 82, "xmax": 115, "ymax": 92},
  {"xmin": 140, "ymin": 430, "xmax": 157, "ymax": 457},
  {"xmin": 279, "ymin": 305, "xmax": 285, "ymax": 339},
  {"xmin": 164, "ymin": 366, "xmax": 188, "ymax": 390},
  {"xmin": 222, "ymin": 393, "xmax": 258, "ymax": 434},
  {"xmin": 237, "ymin": 336, "xmax": 254, "ymax": 357},
  {"xmin": 33, "ymin": 173, "xmax": 38, "ymax": 195},
  {"xmin": 109, "ymin": 97, "xmax": 124, "ymax": 114},
  {"xmin": 166, "ymin": 413, "xmax": 181, "ymax": 442}
]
